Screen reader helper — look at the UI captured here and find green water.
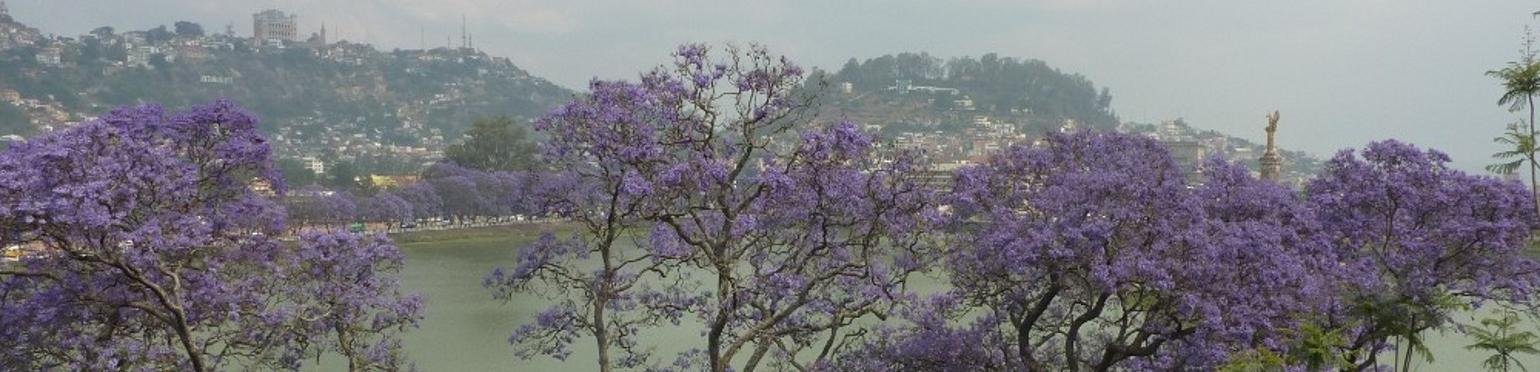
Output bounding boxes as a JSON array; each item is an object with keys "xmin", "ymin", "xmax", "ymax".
[{"xmin": 385, "ymin": 231, "xmax": 1540, "ymax": 371}]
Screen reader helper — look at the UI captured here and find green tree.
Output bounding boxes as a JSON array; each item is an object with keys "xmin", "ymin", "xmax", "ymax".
[
  {"xmin": 1288, "ymin": 322, "xmax": 1354, "ymax": 371},
  {"xmin": 89, "ymin": 26, "xmax": 115, "ymax": 39},
  {"xmin": 278, "ymin": 158, "xmax": 319, "ymax": 187},
  {"xmin": 1488, "ymin": 28, "xmax": 1540, "ymax": 214},
  {"xmin": 324, "ymin": 160, "xmax": 372, "ymax": 193},
  {"xmin": 1466, "ymin": 311, "xmax": 1540, "ymax": 372},
  {"xmin": 444, "ymin": 116, "xmax": 537, "ymax": 171},
  {"xmin": 145, "ymin": 25, "xmax": 174, "ymax": 43},
  {"xmin": 173, "ymin": 21, "xmax": 204, "ymax": 37},
  {"xmin": 1489, "ymin": 122, "xmax": 1536, "ymax": 177}
]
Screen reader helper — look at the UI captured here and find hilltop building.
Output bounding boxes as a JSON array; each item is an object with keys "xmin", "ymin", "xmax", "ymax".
[{"xmin": 252, "ymin": 9, "xmax": 297, "ymax": 42}]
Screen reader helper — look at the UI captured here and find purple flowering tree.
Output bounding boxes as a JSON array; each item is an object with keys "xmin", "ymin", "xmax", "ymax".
[
  {"xmin": 869, "ymin": 132, "xmax": 1336, "ymax": 371},
  {"xmin": 0, "ymin": 101, "xmax": 421, "ymax": 371},
  {"xmin": 286, "ymin": 232, "xmax": 424, "ymax": 370},
  {"xmin": 397, "ymin": 182, "xmax": 443, "ymax": 224},
  {"xmin": 487, "ymin": 171, "xmax": 531, "ymax": 219},
  {"xmin": 483, "ymin": 69, "xmax": 677, "ymax": 371},
  {"xmin": 1304, "ymin": 140, "xmax": 1540, "ymax": 371},
  {"xmin": 423, "ymin": 162, "xmax": 492, "ymax": 225},
  {"xmin": 487, "ymin": 44, "xmax": 936, "ymax": 372},
  {"xmin": 286, "ymin": 185, "xmax": 358, "ymax": 230},
  {"xmin": 361, "ymin": 191, "xmax": 413, "ymax": 230}
]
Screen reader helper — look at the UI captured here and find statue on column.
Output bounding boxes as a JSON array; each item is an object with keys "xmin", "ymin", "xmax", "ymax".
[{"xmin": 1260, "ymin": 110, "xmax": 1283, "ymax": 182}]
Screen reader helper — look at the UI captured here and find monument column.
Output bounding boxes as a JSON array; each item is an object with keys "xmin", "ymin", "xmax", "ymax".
[{"xmin": 1260, "ymin": 110, "xmax": 1283, "ymax": 182}]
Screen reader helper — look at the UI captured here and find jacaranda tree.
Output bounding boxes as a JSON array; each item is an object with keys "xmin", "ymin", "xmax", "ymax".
[
  {"xmin": 360, "ymin": 191, "xmax": 413, "ymax": 229},
  {"xmin": 848, "ymin": 132, "xmax": 1339, "ymax": 371},
  {"xmin": 397, "ymin": 181, "xmax": 443, "ymax": 224},
  {"xmin": 0, "ymin": 100, "xmax": 422, "ymax": 371},
  {"xmin": 423, "ymin": 162, "xmax": 493, "ymax": 225},
  {"xmin": 1305, "ymin": 140, "xmax": 1540, "ymax": 371},
  {"xmin": 487, "ymin": 44, "xmax": 938, "ymax": 372}
]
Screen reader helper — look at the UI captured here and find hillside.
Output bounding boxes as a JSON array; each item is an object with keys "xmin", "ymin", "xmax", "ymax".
[
  {"xmin": 818, "ymin": 52, "xmax": 1320, "ymax": 184},
  {"xmin": 826, "ymin": 52, "xmax": 1117, "ymax": 132},
  {"xmin": 0, "ymin": 15, "xmax": 570, "ymax": 170}
]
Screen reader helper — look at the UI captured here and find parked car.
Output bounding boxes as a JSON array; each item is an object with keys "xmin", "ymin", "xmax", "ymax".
[{"xmin": 399, "ymin": 221, "xmax": 417, "ymax": 229}]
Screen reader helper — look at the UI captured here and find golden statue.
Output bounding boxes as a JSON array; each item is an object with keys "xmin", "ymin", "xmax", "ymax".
[{"xmin": 1264, "ymin": 110, "xmax": 1280, "ymax": 150}]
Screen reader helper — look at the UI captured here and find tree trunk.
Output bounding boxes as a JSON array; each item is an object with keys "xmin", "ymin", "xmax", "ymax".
[
  {"xmin": 594, "ymin": 297, "xmax": 612, "ymax": 372},
  {"xmin": 742, "ymin": 339, "xmax": 772, "ymax": 372},
  {"xmin": 708, "ymin": 291, "xmax": 729, "ymax": 371},
  {"xmin": 708, "ymin": 257, "xmax": 732, "ymax": 372},
  {"xmin": 172, "ymin": 315, "xmax": 208, "ymax": 372},
  {"xmin": 1530, "ymin": 94, "xmax": 1538, "ymax": 217},
  {"xmin": 1064, "ymin": 294, "xmax": 1110, "ymax": 372}
]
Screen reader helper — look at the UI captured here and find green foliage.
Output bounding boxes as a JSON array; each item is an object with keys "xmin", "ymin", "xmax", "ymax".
[
  {"xmin": 1466, "ymin": 311, "xmax": 1540, "ymax": 372},
  {"xmin": 173, "ymin": 21, "xmax": 203, "ymax": 37},
  {"xmin": 324, "ymin": 160, "xmax": 372, "ymax": 193},
  {"xmin": 278, "ymin": 158, "xmax": 318, "ymax": 187},
  {"xmin": 0, "ymin": 102, "xmax": 29, "ymax": 136},
  {"xmin": 1490, "ymin": 122, "xmax": 1535, "ymax": 175},
  {"xmin": 1349, "ymin": 293, "xmax": 1467, "ymax": 370},
  {"xmin": 145, "ymin": 25, "xmax": 173, "ymax": 43},
  {"xmin": 1489, "ymin": 59, "xmax": 1540, "ymax": 114},
  {"xmin": 1218, "ymin": 348, "xmax": 1288, "ymax": 372},
  {"xmin": 1288, "ymin": 322, "xmax": 1355, "ymax": 371},
  {"xmin": 89, "ymin": 26, "xmax": 114, "ymax": 38},
  {"xmin": 444, "ymin": 116, "xmax": 537, "ymax": 172},
  {"xmin": 833, "ymin": 52, "xmax": 1118, "ymax": 130}
]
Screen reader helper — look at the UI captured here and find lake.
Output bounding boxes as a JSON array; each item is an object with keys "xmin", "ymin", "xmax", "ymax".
[{"xmin": 380, "ymin": 227, "xmax": 1540, "ymax": 371}]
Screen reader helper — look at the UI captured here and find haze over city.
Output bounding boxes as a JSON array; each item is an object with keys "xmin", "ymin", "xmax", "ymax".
[
  {"xmin": 8, "ymin": 2, "xmax": 1540, "ymax": 371},
  {"xmin": 8, "ymin": 0, "xmax": 1537, "ymax": 171}
]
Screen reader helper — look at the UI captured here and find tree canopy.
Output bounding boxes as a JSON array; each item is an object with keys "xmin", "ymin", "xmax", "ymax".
[{"xmin": 444, "ymin": 116, "xmax": 538, "ymax": 172}]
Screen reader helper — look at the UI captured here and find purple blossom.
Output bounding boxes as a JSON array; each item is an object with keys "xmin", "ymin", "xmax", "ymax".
[
  {"xmin": 491, "ymin": 44, "xmax": 938, "ymax": 372},
  {"xmin": 0, "ymin": 101, "xmax": 421, "ymax": 371},
  {"xmin": 1304, "ymin": 140, "xmax": 1540, "ymax": 368}
]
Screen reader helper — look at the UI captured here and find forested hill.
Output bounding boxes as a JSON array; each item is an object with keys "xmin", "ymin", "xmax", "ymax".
[
  {"xmin": 825, "ymin": 52, "xmax": 1118, "ymax": 132},
  {"xmin": 817, "ymin": 52, "xmax": 1320, "ymax": 183},
  {"xmin": 0, "ymin": 15, "xmax": 571, "ymax": 160}
]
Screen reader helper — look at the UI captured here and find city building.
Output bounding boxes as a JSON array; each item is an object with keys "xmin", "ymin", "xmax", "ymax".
[
  {"xmin": 126, "ymin": 45, "xmax": 155, "ymax": 67},
  {"xmin": 34, "ymin": 46, "xmax": 61, "ymax": 66},
  {"xmin": 370, "ymin": 175, "xmax": 420, "ymax": 189},
  {"xmin": 252, "ymin": 9, "xmax": 297, "ymax": 42},
  {"xmin": 301, "ymin": 156, "xmax": 325, "ymax": 175}
]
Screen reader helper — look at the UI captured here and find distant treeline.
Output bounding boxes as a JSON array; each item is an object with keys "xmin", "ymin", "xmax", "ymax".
[{"xmin": 832, "ymin": 52, "xmax": 1118, "ymax": 130}]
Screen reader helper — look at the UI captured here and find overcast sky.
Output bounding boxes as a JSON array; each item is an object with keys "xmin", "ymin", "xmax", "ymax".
[{"xmin": 7, "ymin": 0, "xmax": 1538, "ymax": 171}]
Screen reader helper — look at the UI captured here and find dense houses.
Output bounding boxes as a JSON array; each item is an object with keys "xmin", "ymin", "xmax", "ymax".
[
  {"xmin": 861, "ymin": 77, "xmax": 1316, "ymax": 186},
  {"xmin": 0, "ymin": 7, "xmax": 508, "ymax": 174},
  {"xmin": 0, "ymin": 4, "xmax": 1317, "ymax": 186},
  {"xmin": 1122, "ymin": 119, "xmax": 1317, "ymax": 186}
]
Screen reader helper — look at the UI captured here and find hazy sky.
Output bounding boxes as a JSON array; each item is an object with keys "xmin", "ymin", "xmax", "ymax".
[{"xmin": 7, "ymin": 0, "xmax": 1538, "ymax": 171}]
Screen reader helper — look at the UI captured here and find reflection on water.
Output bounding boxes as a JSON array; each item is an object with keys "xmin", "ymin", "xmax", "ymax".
[{"xmin": 380, "ymin": 231, "xmax": 1539, "ymax": 371}]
